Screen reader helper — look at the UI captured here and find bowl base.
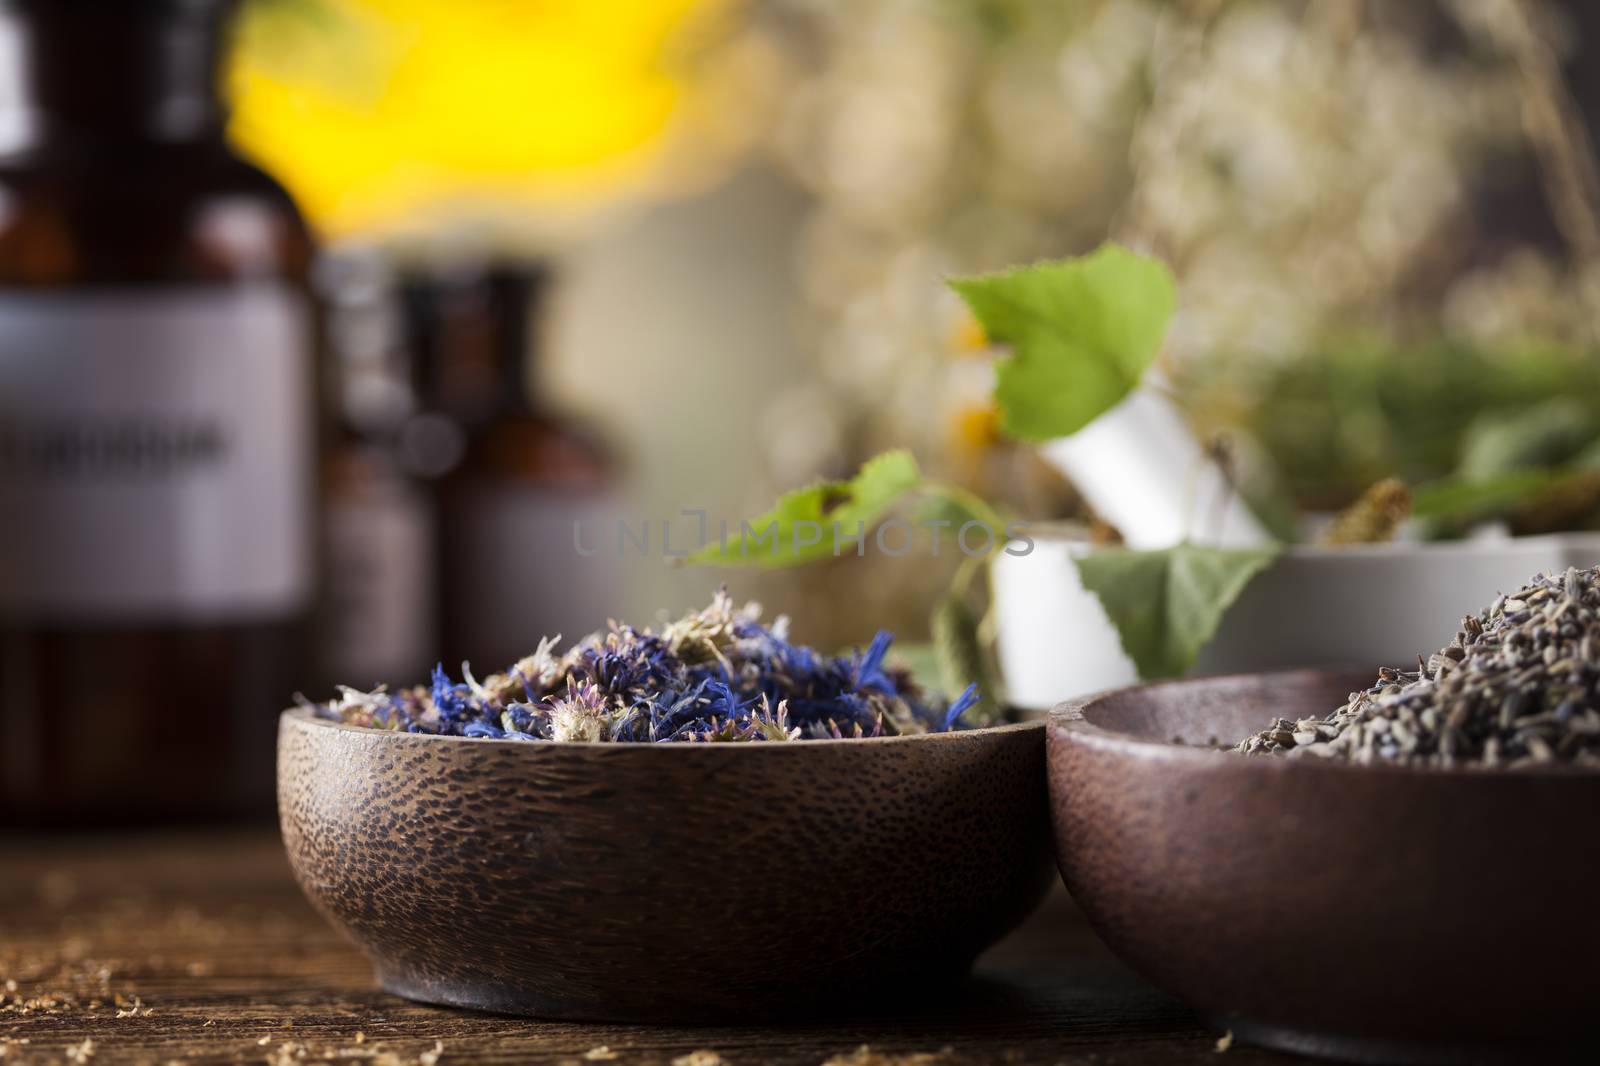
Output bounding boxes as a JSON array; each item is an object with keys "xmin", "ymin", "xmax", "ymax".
[
  {"xmin": 377, "ymin": 959, "xmax": 982, "ymax": 1024},
  {"xmin": 1219, "ymin": 1016, "xmax": 1587, "ymax": 1065}
]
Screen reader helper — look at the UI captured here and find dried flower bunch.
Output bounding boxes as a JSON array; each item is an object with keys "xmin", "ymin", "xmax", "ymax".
[
  {"xmin": 1236, "ymin": 566, "xmax": 1600, "ymax": 767},
  {"xmin": 308, "ymin": 590, "xmax": 979, "ymax": 743}
]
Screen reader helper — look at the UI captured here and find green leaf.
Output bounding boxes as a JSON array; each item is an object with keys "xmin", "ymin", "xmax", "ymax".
[
  {"xmin": 913, "ymin": 490, "xmax": 981, "ymax": 530},
  {"xmin": 1458, "ymin": 398, "xmax": 1599, "ymax": 480},
  {"xmin": 1074, "ymin": 543, "xmax": 1281, "ymax": 680},
  {"xmin": 687, "ymin": 450, "xmax": 922, "ymax": 568},
  {"xmin": 1411, "ymin": 468, "xmax": 1573, "ymax": 524},
  {"xmin": 948, "ymin": 244, "xmax": 1176, "ymax": 442}
]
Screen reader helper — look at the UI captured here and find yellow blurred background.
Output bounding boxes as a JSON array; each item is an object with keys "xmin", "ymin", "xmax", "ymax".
[{"xmin": 230, "ymin": 0, "xmax": 770, "ymax": 239}]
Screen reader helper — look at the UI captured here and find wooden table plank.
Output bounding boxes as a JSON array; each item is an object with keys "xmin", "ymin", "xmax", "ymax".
[{"xmin": 0, "ymin": 832, "xmax": 1295, "ymax": 1065}]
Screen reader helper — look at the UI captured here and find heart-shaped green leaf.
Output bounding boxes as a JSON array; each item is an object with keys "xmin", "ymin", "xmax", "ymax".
[
  {"xmin": 949, "ymin": 244, "xmax": 1176, "ymax": 441},
  {"xmin": 1074, "ymin": 543, "xmax": 1281, "ymax": 679},
  {"xmin": 688, "ymin": 450, "xmax": 922, "ymax": 567}
]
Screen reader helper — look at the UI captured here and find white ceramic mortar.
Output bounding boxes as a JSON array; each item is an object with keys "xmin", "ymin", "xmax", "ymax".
[{"xmin": 994, "ymin": 530, "xmax": 1600, "ymax": 711}]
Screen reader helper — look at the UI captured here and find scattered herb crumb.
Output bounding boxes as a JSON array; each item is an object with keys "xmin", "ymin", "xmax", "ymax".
[
  {"xmin": 672, "ymin": 1053, "xmax": 726, "ymax": 1066},
  {"xmin": 583, "ymin": 1049, "xmax": 619, "ymax": 1062},
  {"xmin": 261, "ymin": 1038, "xmax": 441, "ymax": 1066},
  {"xmin": 264, "ymin": 1042, "xmax": 302, "ymax": 1066},
  {"xmin": 1215, "ymin": 1030, "xmax": 1233, "ymax": 1053},
  {"xmin": 113, "ymin": 995, "xmax": 151, "ymax": 1018},
  {"xmin": 65, "ymin": 1037, "xmax": 95, "ymax": 1063},
  {"xmin": 819, "ymin": 1047, "xmax": 947, "ymax": 1066}
]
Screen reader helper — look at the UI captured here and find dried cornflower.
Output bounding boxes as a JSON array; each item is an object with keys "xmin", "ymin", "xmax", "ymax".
[
  {"xmin": 1236, "ymin": 566, "xmax": 1600, "ymax": 768},
  {"xmin": 309, "ymin": 590, "xmax": 981, "ymax": 743}
]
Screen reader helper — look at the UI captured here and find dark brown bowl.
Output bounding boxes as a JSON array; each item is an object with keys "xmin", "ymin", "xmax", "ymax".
[
  {"xmin": 1049, "ymin": 670, "xmax": 1600, "ymax": 1065},
  {"xmin": 278, "ymin": 710, "xmax": 1053, "ymax": 1022}
]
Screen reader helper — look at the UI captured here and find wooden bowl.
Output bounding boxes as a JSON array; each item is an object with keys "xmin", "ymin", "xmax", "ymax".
[
  {"xmin": 278, "ymin": 710, "xmax": 1054, "ymax": 1022},
  {"xmin": 1048, "ymin": 670, "xmax": 1600, "ymax": 1064}
]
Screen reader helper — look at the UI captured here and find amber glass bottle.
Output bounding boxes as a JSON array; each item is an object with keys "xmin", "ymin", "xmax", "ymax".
[
  {"xmin": 318, "ymin": 250, "xmax": 434, "ymax": 691},
  {"xmin": 401, "ymin": 262, "xmax": 617, "ymax": 673},
  {"xmin": 0, "ymin": 0, "xmax": 320, "ymax": 824}
]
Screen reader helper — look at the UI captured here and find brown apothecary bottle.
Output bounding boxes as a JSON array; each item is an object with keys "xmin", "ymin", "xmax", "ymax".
[
  {"xmin": 0, "ymin": 0, "xmax": 322, "ymax": 824},
  {"xmin": 400, "ymin": 261, "xmax": 619, "ymax": 674}
]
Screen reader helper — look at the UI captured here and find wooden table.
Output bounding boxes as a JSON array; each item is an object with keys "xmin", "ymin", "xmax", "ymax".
[{"xmin": 0, "ymin": 831, "xmax": 1298, "ymax": 1066}]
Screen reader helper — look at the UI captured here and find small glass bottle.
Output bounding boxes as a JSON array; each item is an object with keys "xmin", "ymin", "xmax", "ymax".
[
  {"xmin": 0, "ymin": 0, "xmax": 322, "ymax": 824},
  {"xmin": 401, "ymin": 261, "xmax": 618, "ymax": 673},
  {"xmin": 318, "ymin": 249, "xmax": 435, "ymax": 690}
]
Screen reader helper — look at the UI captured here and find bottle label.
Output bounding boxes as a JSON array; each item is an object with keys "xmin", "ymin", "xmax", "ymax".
[
  {"xmin": 446, "ymin": 487, "xmax": 623, "ymax": 670},
  {"xmin": 324, "ymin": 476, "xmax": 434, "ymax": 686},
  {"xmin": 0, "ymin": 287, "xmax": 314, "ymax": 621}
]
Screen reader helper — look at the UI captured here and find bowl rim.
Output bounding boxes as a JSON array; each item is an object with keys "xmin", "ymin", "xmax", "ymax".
[
  {"xmin": 280, "ymin": 705, "xmax": 1043, "ymax": 750},
  {"xmin": 1015, "ymin": 524, "xmax": 1600, "ymax": 560},
  {"xmin": 1050, "ymin": 667, "xmax": 1600, "ymax": 780}
]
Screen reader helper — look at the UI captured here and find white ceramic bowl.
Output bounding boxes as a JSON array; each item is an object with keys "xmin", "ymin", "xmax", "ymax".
[{"xmin": 994, "ymin": 529, "xmax": 1600, "ymax": 711}]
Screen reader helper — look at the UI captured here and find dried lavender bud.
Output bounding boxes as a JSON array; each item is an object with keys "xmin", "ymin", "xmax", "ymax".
[
  {"xmin": 1234, "ymin": 566, "xmax": 1600, "ymax": 768},
  {"xmin": 305, "ymin": 589, "xmax": 982, "ymax": 743}
]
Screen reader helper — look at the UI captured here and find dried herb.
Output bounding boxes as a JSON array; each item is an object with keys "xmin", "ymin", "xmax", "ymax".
[
  {"xmin": 1176, "ymin": 340, "xmax": 1600, "ymax": 521},
  {"xmin": 1318, "ymin": 478, "xmax": 1411, "ymax": 546},
  {"xmin": 308, "ymin": 590, "xmax": 980, "ymax": 743},
  {"xmin": 1236, "ymin": 566, "xmax": 1600, "ymax": 767}
]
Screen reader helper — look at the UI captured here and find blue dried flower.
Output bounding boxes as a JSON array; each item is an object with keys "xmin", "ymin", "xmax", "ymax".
[
  {"xmin": 429, "ymin": 664, "xmax": 474, "ymax": 733},
  {"xmin": 942, "ymin": 684, "xmax": 981, "ymax": 731},
  {"xmin": 854, "ymin": 631, "xmax": 896, "ymax": 694},
  {"xmin": 313, "ymin": 591, "xmax": 986, "ymax": 743}
]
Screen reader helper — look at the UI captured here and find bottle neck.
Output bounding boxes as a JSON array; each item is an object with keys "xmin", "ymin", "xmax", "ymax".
[
  {"xmin": 403, "ymin": 263, "xmax": 548, "ymax": 427},
  {"xmin": 486, "ymin": 268, "xmax": 540, "ymax": 409},
  {"xmin": 0, "ymin": 0, "xmax": 236, "ymax": 149}
]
